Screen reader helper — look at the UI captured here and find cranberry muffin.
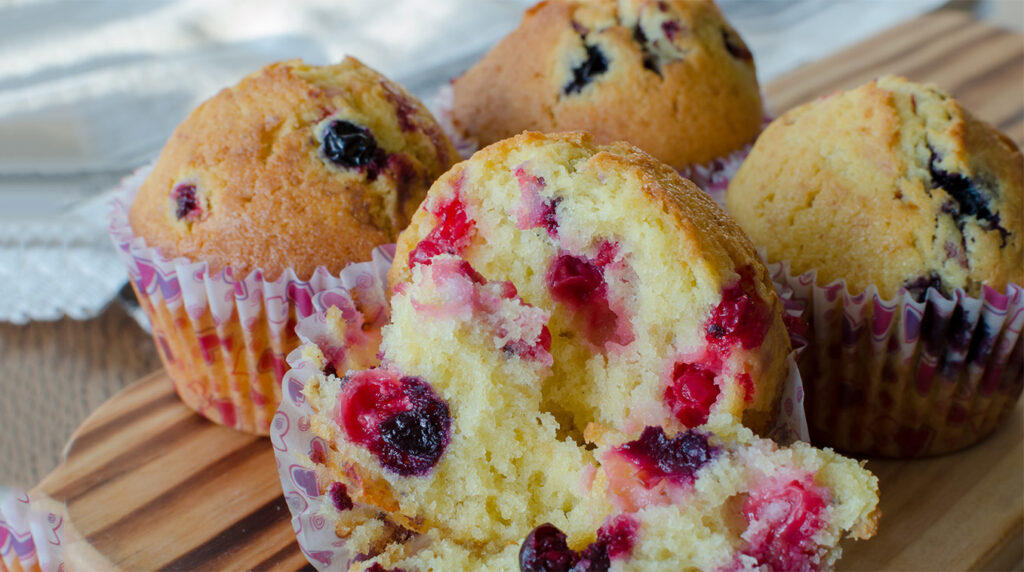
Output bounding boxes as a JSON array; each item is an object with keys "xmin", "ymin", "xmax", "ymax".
[{"xmin": 295, "ymin": 254, "xmax": 878, "ymax": 570}]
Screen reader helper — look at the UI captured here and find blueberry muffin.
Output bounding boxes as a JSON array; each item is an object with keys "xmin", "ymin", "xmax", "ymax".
[
  {"xmin": 390, "ymin": 131, "xmax": 793, "ymax": 438},
  {"xmin": 130, "ymin": 57, "xmax": 457, "ymax": 280},
  {"xmin": 299, "ymin": 253, "xmax": 878, "ymax": 570},
  {"xmin": 117, "ymin": 57, "xmax": 456, "ymax": 433},
  {"xmin": 725, "ymin": 76, "xmax": 1024, "ymax": 457},
  {"xmin": 726, "ymin": 75, "xmax": 1023, "ymax": 299},
  {"xmin": 451, "ymin": 0, "xmax": 762, "ymax": 169}
]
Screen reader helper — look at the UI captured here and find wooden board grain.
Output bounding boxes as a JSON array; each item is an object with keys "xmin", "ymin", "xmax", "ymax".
[{"xmin": 30, "ymin": 10, "xmax": 1024, "ymax": 571}]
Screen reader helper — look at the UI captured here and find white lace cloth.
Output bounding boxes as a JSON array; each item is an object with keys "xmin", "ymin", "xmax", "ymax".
[{"xmin": 0, "ymin": 0, "xmax": 949, "ymax": 323}]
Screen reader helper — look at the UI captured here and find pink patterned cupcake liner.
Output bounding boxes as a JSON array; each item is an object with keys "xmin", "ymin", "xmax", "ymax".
[
  {"xmin": 0, "ymin": 488, "xmax": 64, "ymax": 572},
  {"xmin": 106, "ymin": 164, "xmax": 395, "ymax": 435},
  {"xmin": 769, "ymin": 259, "xmax": 1024, "ymax": 457},
  {"xmin": 272, "ymin": 271, "xmax": 810, "ymax": 569}
]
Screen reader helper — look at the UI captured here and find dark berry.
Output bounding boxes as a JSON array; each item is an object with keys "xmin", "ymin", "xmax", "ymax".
[
  {"xmin": 928, "ymin": 146, "xmax": 1009, "ymax": 246},
  {"xmin": 632, "ymin": 26, "xmax": 660, "ymax": 75},
  {"xmin": 664, "ymin": 361, "xmax": 720, "ymax": 427},
  {"xmin": 338, "ymin": 371, "xmax": 451, "ymax": 476},
  {"xmin": 171, "ymin": 183, "xmax": 202, "ymax": 221},
  {"xmin": 328, "ymin": 482, "xmax": 353, "ymax": 511},
  {"xmin": 408, "ymin": 193, "xmax": 476, "ymax": 268},
  {"xmin": 564, "ymin": 44, "xmax": 608, "ymax": 95},
  {"xmin": 366, "ymin": 564, "xmax": 409, "ymax": 572},
  {"xmin": 742, "ymin": 476, "xmax": 829, "ymax": 571},
  {"xmin": 615, "ymin": 426, "xmax": 717, "ymax": 488},
  {"xmin": 902, "ymin": 272, "xmax": 944, "ymax": 301},
  {"xmin": 323, "ymin": 362, "xmax": 338, "ymax": 378},
  {"xmin": 722, "ymin": 28, "xmax": 752, "ymax": 62},
  {"xmin": 592, "ymin": 515, "xmax": 638, "ymax": 562},
  {"xmin": 705, "ymin": 267, "xmax": 771, "ymax": 352},
  {"xmin": 662, "ymin": 20, "xmax": 682, "ymax": 42},
  {"xmin": 520, "ymin": 524, "xmax": 578, "ymax": 572},
  {"xmin": 322, "ymin": 119, "xmax": 381, "ymax": 170}
]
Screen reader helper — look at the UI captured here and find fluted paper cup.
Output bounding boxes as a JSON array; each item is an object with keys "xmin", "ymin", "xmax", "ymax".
[
  {"xmin": 107, "ymin": 164, "xmax": 394, "ymax": 434},
  {"xmin": 771, "ymin": 259, "xmax": 1023, "ymax": 457}
]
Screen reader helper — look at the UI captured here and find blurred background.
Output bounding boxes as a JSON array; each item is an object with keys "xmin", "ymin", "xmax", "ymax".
[{"xmin": 0, "ymin": 0, "xmax": 1021, "ymax": 487}]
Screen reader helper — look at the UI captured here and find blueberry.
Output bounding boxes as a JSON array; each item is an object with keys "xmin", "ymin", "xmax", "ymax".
[
  {"xmin": 928, "ymin": 147, "xmax": 1009, "ymax": 246},
  {"xmin": 903, "ymin": 272, "xmax": 944, "ymax": 301},
  {"xmin": 375, "ymin": 382, "xmax": 451, "ymax": 476},
  {"xmin": 632, "ymin": 26, "xmax": 660, "ymax": 75},
  {"xmin": 322, "ymin": 120, "xmax": 380, "ymax": 169},
  {"xmin": 564, "ymin": 43, "xmax": 609, "ymax": 95}
]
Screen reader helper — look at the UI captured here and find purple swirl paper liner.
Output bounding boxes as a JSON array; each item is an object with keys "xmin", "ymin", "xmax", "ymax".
[
  {"xmin": 106, "ymin": 164, "xmax": 394, "ymax": 435},
  {"xmin": 769, "ymin": 259, "xmax": 1024, "ymax": 458},
  {"xmin": 0, "ymin": 488, "xmax": 64, "ymax": 572},
  {"xmin": 272, "ymin": 269, "xmax": 810, "ymax": 569}
]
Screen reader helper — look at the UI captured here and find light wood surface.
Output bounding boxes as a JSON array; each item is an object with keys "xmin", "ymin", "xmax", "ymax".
[
  {"xmin": 29, "ymin": 370, "xmax": 1024, "ymax": 570},
  {"xmin": 10, "ymin": 8, "xmax": 1024, "ymax": 571}
]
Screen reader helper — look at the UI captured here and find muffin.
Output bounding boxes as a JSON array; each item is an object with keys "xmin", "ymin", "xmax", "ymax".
[
  {"xmin": 390, "ymin": 131, "xmax": 792, "ymax": 437},
  {"xmin": 450, "ymin": 0, "xmax": 763, "ymax": 172},
  {"xmin": 109, "ymin": 57, "xmax": 457, "ymax": 434},
  {"xmin": 275, "ymin": 254, "xmax": 878, "ymax": 570},
  {"xmin": 726, "ymin": 75, "xmax": 1024, "ymax": 456}
]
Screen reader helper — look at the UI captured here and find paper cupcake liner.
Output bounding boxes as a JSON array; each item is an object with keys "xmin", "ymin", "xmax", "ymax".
[
  {"xmin": 106, "ymin": 164, "xmax": 395, "ymax": 435},
  {"xmin": 273, "ymin": 269, "xmax": 810, "ymax": 569},
  {"xmin": 0, "ymin": 488, "xmax": 64, "ymax": 572},
  {"xmin": 769, "ymin": 260, "xmax": 1024, "ymax": 457}
]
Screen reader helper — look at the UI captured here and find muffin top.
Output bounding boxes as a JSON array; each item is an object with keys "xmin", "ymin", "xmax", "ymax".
[
  {"xmin": 451, "ymin": 0, "xmax": 762, "ymax": 169},
  {"xmin": 130, "ymin": 57, "xmax": 457, "ymax": 281},
  {"xmin": 726, "ymin": 75, "xmax": 1023, "ymax": 299}
]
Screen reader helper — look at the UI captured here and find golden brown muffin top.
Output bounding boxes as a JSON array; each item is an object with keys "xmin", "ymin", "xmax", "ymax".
[
  {"xmin": 451, "ymin": 0, "xmax": 763, "ymax": 169},
  {"xmin": 727, "ymin": 75, "xmax": 1023, "ymax": 298},
  {"xmin": 130, "ymin": 57, "xmax": 457, "ymax": 281}
]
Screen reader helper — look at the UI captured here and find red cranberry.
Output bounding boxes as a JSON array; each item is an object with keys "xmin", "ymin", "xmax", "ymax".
[
  {"xmin": 742, "ymin": 476, "xmax": 829, "ymax": 571},
  {"xmin": 337, "ymin": 370, "xmax": 451, "ymax": 476},
  {"xmin": 171, "ymin": 183, "xmax": 202, "ymax": 221},
  {"xmin": 520, "ymin": 523, "xmax": 578, "ymax": 572},
  {"xmin": 545, "ymin": 253, "xmax": 627, "ymax": 348},
  {"xmin": 664, "ymin": 361, "xmax": 720, "ymax": 427},
  {"xmin": 513, "ymin": 166, "xmax": 560, "ymax": 237},
  {"xmin": 409, "ymin": 193, "xmax": 476, "ymax": 268},
  {"xmin": 328, "ymin": 482, "xmax": 353, "ymax": 511},
  {"xmin": 614, "ymin": 426, "xmax": 717, "ymax": 488},
  {"xmin": 502, "ymin": 326, "xmax": 552, "ymax": 360},
  {"xmin": 593, "ymin": 514, "xmax": 638, "ymax": 561},
  {"xmin": 705, "ymin": 267, "xmax": 771, "ymax": 352}
]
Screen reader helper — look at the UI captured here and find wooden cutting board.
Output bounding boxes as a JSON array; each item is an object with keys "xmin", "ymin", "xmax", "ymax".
[{"xmin": 30, "ymin": 10, "xmax": 1024, "ymax": 571}]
